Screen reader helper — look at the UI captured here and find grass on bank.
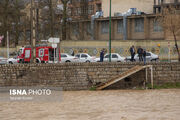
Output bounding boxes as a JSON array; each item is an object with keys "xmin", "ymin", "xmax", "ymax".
[
  {"xmin": 147, "ymin": 82, "xmax": 180, "ymax": 89},
  {"xmin": 89, "ymin": 83, "xmax": 180, "ymax": 91},
  {"xmin": 89, "ymin": 86, "xmax": 96, "ymax": 91}
]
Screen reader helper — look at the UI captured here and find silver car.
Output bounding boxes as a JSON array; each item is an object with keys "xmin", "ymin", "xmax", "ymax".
[
  {"xmin": 104, "ymin": 53, "xmax": 125, "ymax": 62},
  {"xmin": 96, "ymin": 53, "xmax": 125, "ymax": 62},
  {"xmin": 126, "ymin": 52, "xmax": 159, "ymax": 62},
  {"xmin": 60, "ymin": 53, "xmax": 76, "ymax": 63},
  {"xmin": 75, "ymin": 53, "xmax": 97, "ymax": 63},
  {"xmin": 7, "ymin": 56, "xmax": 19, "ymax": 64},
  {"xmin": 0, "ymin": 56, "xmax": 7, "ymax": 64}
]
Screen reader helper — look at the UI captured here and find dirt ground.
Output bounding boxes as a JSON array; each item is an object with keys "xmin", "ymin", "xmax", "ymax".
[{"xmin": 0, "ymin": 89, "xmax": 180, "ymax": 120}]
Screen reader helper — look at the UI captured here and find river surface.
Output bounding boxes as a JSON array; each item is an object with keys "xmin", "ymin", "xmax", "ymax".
[{"xmin": 0, "ymin": 89, "xmax": 180, "ymax": 120}]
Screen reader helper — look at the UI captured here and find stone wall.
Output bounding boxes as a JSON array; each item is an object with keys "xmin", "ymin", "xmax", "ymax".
[{"xmin": 0, "ymin": 63, "xmax": 179, "ymax": 90}]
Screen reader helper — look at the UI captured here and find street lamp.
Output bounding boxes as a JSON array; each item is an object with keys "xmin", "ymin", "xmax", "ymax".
[{"xmin": 109, "ymin": 0, "xmax": 112, "ymax": 62}]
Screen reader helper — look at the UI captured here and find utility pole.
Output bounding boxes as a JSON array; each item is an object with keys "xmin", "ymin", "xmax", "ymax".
[
  {"xmin": 50, "ymin": 0, "xmax": 54, "ymax": 37},
  {"xmin": 109, "ymin": 0, "xmax": 112, "ymax": 62},
  {"xmin": 30, "ymin": 0, "xmax": 36, "ymax": 63},
  {"xmin": 7, "ymin": 31, "xmax": 9, "ymax": 59},
  {"xmin": 36, "ymin": 2, "xmax": 39, "ymax": 43}
]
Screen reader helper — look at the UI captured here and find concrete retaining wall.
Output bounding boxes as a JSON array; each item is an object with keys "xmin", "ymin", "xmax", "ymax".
[{"xmin": 0, "ymin": 63, "xmax": 179, "ymax": 90}]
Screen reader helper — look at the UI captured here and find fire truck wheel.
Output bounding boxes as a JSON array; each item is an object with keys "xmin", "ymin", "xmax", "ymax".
[
  {"xmin": 36, "ymin": 59, "xmax": 40, "ymax": 63},
  {"xmin": 19, "ymin": 59, "xmax": 24, "ymax": 63}
]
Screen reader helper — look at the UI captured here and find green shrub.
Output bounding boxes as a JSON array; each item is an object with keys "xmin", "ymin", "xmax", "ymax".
[{"xmin": 89, "ymin": 86, "xmax": 96, "ymax": 91}]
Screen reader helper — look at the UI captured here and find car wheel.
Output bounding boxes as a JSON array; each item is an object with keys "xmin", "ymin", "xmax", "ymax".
[
  {"xmin": 117, "ymin": 61, "xmax": 121, "ymax": 62},
  {"xmin": 9, "ymin": 61, "xmax": 13, "ymax": 64},
  {"xmin": 151, "ymin": 59, "xmax": 156, "ymax": 62},
  {"xmin": 66, "ymin": 60, "xmax": 71, "ymax": 62},
  {"xmin": 86, "ymin": 60, "xmax": 90, "ymax": 63}
]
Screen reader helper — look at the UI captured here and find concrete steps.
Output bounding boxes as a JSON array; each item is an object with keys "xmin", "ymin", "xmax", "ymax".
[{"xmin": 96, "ymin": 65, "xmax": 149, "ymax": 90}]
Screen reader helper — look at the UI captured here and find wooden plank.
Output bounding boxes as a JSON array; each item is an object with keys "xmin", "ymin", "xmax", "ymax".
[{"xmin": 96, "ymin": 65, "xmax": 149, "ymax": 90}]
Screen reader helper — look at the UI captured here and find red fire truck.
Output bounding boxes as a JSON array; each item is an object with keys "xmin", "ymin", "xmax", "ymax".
[{"xmin": 18, "ymin": 44, "xmax": 61, "ymax": 63}]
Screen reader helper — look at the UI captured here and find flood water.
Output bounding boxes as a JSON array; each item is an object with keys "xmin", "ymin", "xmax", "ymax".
[{"xmin": 0, "ymin": 89, "xmax": 180, "ymax": 120}]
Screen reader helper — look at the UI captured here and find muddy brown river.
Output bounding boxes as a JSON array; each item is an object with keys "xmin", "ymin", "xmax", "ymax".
[{"xmin": 0, "ymin": 89, "xmax": 180, "ymax": 120}]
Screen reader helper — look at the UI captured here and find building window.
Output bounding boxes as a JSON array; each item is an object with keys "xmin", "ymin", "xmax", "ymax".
[
  {"xmin": 134, "ymin": 18, "xmax": 144, "ymax": 32},
  {"xmin": 117, "ymin": 20, "xmax": 123, "ymax": 33},
  {"xmin": 74, "ymin": 8, "xmax": 78, "ymax": 16},
  {"xmin": 88, "ymin": 5, "xmax": 94, "ymax": 15},
  {"xmin": 72, "ymin": 23, "xmax": 79, "ymax": 35},
  {"xmin": 77, "ymin": 7, "xmax": 81, "ymax": 15},
  {"xmin": 68, "ymin": 8, "xmax": 72, "ymax": 16},
  {"xmin": 101, "ymin": 21, "xmax": 109, "ymax": 34},
  {"xmin": 153, "ymin": 20, "xmax": 163, "ymax": 32},
  {"xmin": 86, "ymin": 22, "xmax": 92, "ymax": 35},
  {"xmin": 81, "ymin": 6, "xmax": 85, "ymax": 15},
  {"xmin": 96, "ymin": 3, "xmax": 102, "ymax": 11}
]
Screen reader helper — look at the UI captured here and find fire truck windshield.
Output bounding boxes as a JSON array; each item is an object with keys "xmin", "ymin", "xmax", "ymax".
[{"xmin": 18, "ymin": 48, "xmax": 24, "ymax": 55}]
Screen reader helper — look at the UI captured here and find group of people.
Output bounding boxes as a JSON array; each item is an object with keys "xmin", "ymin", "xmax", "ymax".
[{"xmin": 129, "ymin": 45, "xmax": 146, "ymax": 64}]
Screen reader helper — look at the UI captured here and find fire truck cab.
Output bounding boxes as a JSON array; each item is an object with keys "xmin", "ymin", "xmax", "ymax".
[{"xmin": 18, "ymin": 45, "xmax": 61, "ymax": 63}]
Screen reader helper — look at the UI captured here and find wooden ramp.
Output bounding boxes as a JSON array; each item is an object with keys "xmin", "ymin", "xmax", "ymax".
[{"xmin": 96, "ymin": 65, "xmax": 151, "ymax": 90}]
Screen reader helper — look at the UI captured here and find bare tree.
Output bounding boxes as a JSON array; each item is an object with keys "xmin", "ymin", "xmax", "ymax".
[
  {"xmin": 37, "ymin": 0, "xmax": 61, "ymax": 40},
  {"xmin": 0, "ymin": 0, "xmax": 26, "ymax": 47},
  {"xmin": 61, "ymin": 0, "xmax": 69, "ymax": 40},
  {"xmin": 158, "ymin": 6, "xmax": 180, "ymax": 61},
  {"xmin": 12, "ymin": 0, "xmax": 26, "ymax": 46},
  {"xmin": 0, "ymin": 0, "xmax": 11, "ymax": 47}
]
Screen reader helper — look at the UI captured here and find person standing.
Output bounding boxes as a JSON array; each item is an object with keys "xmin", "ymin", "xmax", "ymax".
[
  {"xmin": 100, "ymin": 49, "xmax": 104, "ymax": 62},
  {"xmin": 71, "ymin": 50, "xmax": 74, "ymax": 56},
  {"xmin": 129, "ymin": 45, "xmax": 135, "ymax": 62},
  {"xmin": 137, "ymin": 46, "xmax": 143, "ymax": 62},
  {"xmin": 143, "ymin": 49, "xmax": 146, "ymax": 65}
]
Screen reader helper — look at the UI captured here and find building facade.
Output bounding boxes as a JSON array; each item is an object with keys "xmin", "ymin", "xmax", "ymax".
[
  {"xmin": 102, "ymin": 0, "xmax": 154, "ymax": 17},
  {"xmin": 68, "ymin": 0, "xmax": 102, "ymax": 20},
  {"xmin": 66, "ymin": 14, "xmax": 173, "ymax": 41},
  {"xmin": 153, "ymin": 0, "xmax": 180, "ymax": 13}
]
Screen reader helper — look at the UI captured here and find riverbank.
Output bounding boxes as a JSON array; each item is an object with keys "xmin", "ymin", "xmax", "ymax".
[
  {"xmin": 0, "ymin": 62, "xmax": 180, "ymax": 90},
  {"xmin": 148, "ymin": 82, "xmax": 180, "ymax": 89},
  {"xmin": 89, "ymin": 82, "xmax": 180, "ymax": 91}
]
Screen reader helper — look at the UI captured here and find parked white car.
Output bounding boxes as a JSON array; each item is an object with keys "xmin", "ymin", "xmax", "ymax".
[
  {"xmin": 75, "ymin": 53, "xmax": 96, "ymax": 63},
  {"xmin": 125, "ymin": 52, "xmax": 159, "ymax": 62},
  {"xmin": 104, "ymin": 53, "xmax": 125, "ymax": 62},
  {"xmin": 0, "ymin": 56, "xmax": 7, "ymax": 64},
  {"xmin": 60, "ymin": 53, "xmax": 76, "ymax": 63},
  {"xmin": 96, "ymin": 53, "xmax": 125, "ymax": 62},
  {"xmin": 7, "ymin": 56, "xmax": 19, "ymax": 64}
]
